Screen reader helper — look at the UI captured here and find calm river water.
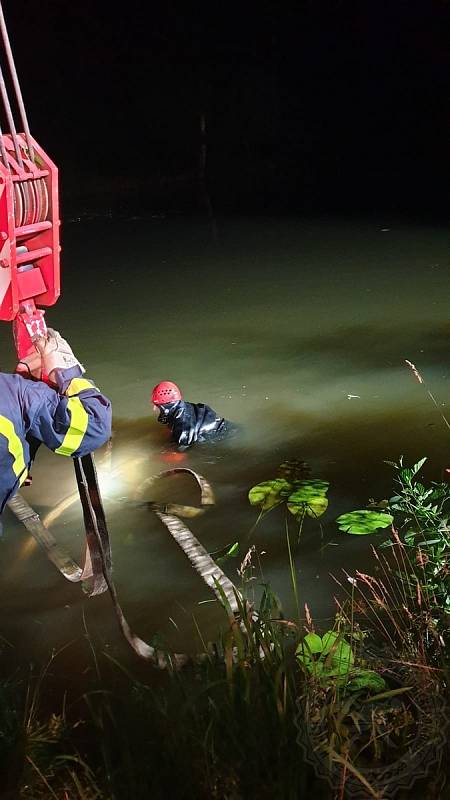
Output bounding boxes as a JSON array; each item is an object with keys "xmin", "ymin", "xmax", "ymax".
[{"xmin": 0, "ymin": 214, "xmax": 447, "ymax": 678}]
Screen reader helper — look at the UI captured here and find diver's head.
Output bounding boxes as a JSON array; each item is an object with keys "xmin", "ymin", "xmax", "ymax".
[
  {"xmin": 151, "ymin": 381, "xmax": 182, "ymax": 406},
  {"xmin": 151, "ymin": 381, "xmax": 183, "ymax": 422}
]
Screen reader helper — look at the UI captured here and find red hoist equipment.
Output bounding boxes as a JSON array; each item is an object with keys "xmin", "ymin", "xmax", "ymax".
[{"xmin": 0, "ymin": 3, "xmax": 58, "ymax": 361}]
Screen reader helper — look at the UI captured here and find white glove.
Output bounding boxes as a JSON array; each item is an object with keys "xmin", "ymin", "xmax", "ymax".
[
  {"xmin": 16, "ymin": 347, "xmax": 42, "ymax": 380},
  {"xmin": 36, "ymin": 328, "xmax": 85, "ymax": 378}
]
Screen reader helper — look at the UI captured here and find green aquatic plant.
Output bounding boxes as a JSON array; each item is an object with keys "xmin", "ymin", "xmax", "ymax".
[
  {"xmin": 336, "ymin": 509, "xmax": 393, "ymax": 535},
  {"xmin": 296, "ymin": 630, "xmax": 353, "ymax": 680},
  {"xmin": 287, "ymin": 479, "xmax": 329, "ymax": 521},
  {"xmin": 294, "ymin": 605, "xmax": 448, "ymax": 798},
  {"xmin": 295, "ymin": 630, "xmax": 386, "ymax": 693},
  {"xmin": 209, "ymin": 540, "xmax": 239, "ymax": 565},
  {"xmin": 384, "ymin": 456, "xmax": 449, "ymax": 535},
  {"xmin": 382, "ymin": 457, "xmax": 450, "ymax": 626},
  {"xmin": 248, "ymin": 477, "xmax": 329, "ymax": 520},
  {"xmin": 248, "ymin": 461, "xmax": 329, "ymax": 542},
  {"xmin": 248, "ymin": 477, "xmax": 293, "ymax": 512},
  {"xmin": 336, "ymin": 457, "xmax": 449, "ymax": 632}
]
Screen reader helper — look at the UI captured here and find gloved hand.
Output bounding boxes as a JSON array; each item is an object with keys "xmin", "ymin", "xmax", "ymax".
[
  {"xmin": 15, "ymin": 347, "xmax": 42, "ymax": 380},
  {"xmin": 35, "ymin": 328, "xmax": 85, "ymax": 381}
]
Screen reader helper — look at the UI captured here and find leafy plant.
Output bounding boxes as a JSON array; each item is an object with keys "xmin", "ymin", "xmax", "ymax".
[
  {"xmin": 381, "ymin": 457, "xmax": 450, "ymax": 623},
  {"xmin": 334, "ymin": 457, "xmax": 449, "ymax": 640},
  {"xmin": 294, "ymin": 610, "xmax": 446, "ymax": 798},
  {"xmin": 295, "ymin": 630, "xmax": 386, "ymax": 693}
]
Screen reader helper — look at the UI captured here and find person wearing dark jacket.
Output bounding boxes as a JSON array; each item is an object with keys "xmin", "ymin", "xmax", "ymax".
[
  {"xmin": 151, "ymin": 381, "xmax": 230, "ymax": 451},
  {"xmin": 0, "ymin": 328, "xmax": 112, "ymax": 529}
]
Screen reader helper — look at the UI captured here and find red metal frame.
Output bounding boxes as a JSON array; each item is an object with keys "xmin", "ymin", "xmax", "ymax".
[{"xmin": 0, "ymin": 132, "xmax": 59, "ymax": 358}]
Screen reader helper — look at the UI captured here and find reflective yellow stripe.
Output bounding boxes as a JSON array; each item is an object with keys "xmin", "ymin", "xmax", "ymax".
[
  {"xmin": 66, "ymin": 378, "xmax": 98, "ymax": 396},
  {"xmin": 55, "ymin": 397, "xmax": 89, "ymax": 456},
  {"xmin": 0, "ymin": 414, "xmax": 27, "ymax": 484}
]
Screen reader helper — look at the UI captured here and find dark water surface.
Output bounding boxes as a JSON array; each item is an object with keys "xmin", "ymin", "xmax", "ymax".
[{"xmin": 0, "ymin": 215, "xmax": 447, "ymax": 679}]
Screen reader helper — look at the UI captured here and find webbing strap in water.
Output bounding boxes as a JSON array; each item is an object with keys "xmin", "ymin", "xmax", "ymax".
[
  {"xmin": 8, "ymin": 463, "xmax": 240, "ymax": 668},
  {"xmin": 7, "ymin": 493, "xmax": 86, "ymax": 582},
  {"xmin": 73, "ymin": 454, "xmax": 166, "ymax": 665},
  {"xmin": 73, "ymin": 455, "xmax": 110, "ymax": 596}
]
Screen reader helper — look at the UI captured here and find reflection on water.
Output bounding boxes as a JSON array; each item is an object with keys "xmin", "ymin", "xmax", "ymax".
[{"xmin": 0, "ymin": 216, "xmax": 447, "ymax": 676}]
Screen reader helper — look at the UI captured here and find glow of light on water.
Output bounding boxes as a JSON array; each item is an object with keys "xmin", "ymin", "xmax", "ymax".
[
  {"xmin": 41, "ymin": 452, "xmax": 147, "ymax": 531},
  {"xmin": 15, "ymin": 534, "xmax": 38, "ymax": 562}
]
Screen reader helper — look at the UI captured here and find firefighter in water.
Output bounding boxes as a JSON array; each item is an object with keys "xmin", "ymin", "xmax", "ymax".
[
  {"xmin": 151, "ymin": 381, "xmax": 232, "ymax": 451},
  {"xmin": 0, "ymin": 328, "xmax": 112, "ymax": 527}
]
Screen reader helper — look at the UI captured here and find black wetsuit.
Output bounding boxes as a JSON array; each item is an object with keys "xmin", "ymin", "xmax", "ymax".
[{"xmin": 158, "ymin": 400, "xmax": 230, "ymax": 450}]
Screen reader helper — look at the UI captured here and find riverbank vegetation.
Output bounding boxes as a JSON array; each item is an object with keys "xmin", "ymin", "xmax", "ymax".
[{"xmin": 1, "ymin": 457, "xmax": 448, "ymax": 799}]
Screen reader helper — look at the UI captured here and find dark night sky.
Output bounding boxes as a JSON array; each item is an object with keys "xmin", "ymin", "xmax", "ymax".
[{"xmin": 3, "ymin": 0, "xmax": 449, "ymax": 217}]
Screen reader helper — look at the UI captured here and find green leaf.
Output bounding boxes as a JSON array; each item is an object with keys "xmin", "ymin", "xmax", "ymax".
[
  {"xmin": 412, "ymin": 457, "xmax": 427, "ymax": 475},
  {"xmin": 295, "ymin": 633, "xmax": 323, "ymax": 667},
  {"xmin": 321, "ymin": 632, "xmax": 354, "ymax": 674},
  {"xmin": 429, "ymin": 485, "xmax": 450, "ymax": 502},
  {"xmin": 289, "ymin": 479, "xmax": 329, "ymax": 499},
  {"xmin": 248, "ymin": 479, "xmax": 293, "ymax": 511},
  {"xmin": 277, "ymin": 459, "xmax": 310, "ymax": 481},
  {"xmin": 303, "ymin": 632, "xmax": 324, "ymax": 654},
  {"xmin": 336, "ymin": 510, "xmax": 393, "ymax": 535},
  {"xmin": 212, "ymin": 541, "xmax": 239, "ymax": 565},
  {"xmin": 288, "ymin": 497, "xmax": 328, "ymax": 520},
  {"xmin": 320, "ymin": 630, "xmax": 339, "ymax": 654},
  {"xmin": 399, "ymin": 468, "xmax": 414, "ymax": 483},
  {"xmin": 296, "ymin": 630, "xmax": 363, "ymax": 684},
  {"xmin": 417, "ymin": 538, "xmax": 441, "ymax": 546},
  {"xmin": 287, "ymin": 479, "xmax": 330, "ymax": 520},
  {"xmin": 346, "ymin": 670, "xmax": 387, "ymax": 693}
]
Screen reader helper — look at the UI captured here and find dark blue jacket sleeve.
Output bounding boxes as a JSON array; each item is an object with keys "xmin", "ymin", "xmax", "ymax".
[{"xmin": 24, "ymin": 366, "xmax": 112, "ymax": 457}]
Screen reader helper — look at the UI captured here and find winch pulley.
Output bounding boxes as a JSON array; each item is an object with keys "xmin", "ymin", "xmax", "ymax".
[{"xmin": 0, "ymin": 1, "xmax": 59, "ymax": 356}]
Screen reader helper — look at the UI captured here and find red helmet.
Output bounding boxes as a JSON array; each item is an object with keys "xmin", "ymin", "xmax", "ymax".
[{"xmin": 151, "ymin": 381, "xmax": 182, "ymax": 405}]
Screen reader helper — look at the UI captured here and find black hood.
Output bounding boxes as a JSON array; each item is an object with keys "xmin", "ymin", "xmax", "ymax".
[{"xmin": 157, "ymin": 400, "xmax": 183, "ymax": 425}]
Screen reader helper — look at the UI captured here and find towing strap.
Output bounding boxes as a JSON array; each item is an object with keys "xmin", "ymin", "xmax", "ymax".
[
  {"xmin": 7, "ymin": 492, "xmax": 87, "ymax": 583},
  {"xmin": 7, "ymin": 461, "xmax": 241, "ymax": 668},
  {"xmin": 73, "ymin": 454, "xmax": 111, "ymax": 597}
]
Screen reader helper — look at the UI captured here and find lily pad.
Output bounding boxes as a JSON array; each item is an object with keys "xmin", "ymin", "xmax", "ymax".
[
  {"xmin": 336, "ymin": 510, "xmax": 393, "ymax": 535},
  {"xmin": 287, "ymin": 479, "xmax": 330, "ymax": 520},
  {"xmin": 248, "ymin": 479, "xmax": 293, "ymax": 511}
]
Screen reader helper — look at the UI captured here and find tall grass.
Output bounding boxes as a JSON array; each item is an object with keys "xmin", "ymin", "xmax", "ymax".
[
  {"xmin": 79, "ymin": 579, "xmax": 321, "ymax": 800},
  {"xmin": 0, "ymin": 657, "xmax": 103, "ymax": 800}
]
